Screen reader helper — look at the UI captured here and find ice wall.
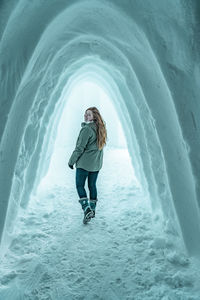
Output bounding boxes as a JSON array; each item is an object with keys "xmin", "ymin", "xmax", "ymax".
[{"xmin": 0, "ymin": 0, "xmax": 200, "ymax": 257}]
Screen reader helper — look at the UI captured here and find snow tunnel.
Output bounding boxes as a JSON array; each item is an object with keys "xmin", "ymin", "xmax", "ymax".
[{"xmin": 0, "ymin": 0, "xmax": 200, "ymax": 258}]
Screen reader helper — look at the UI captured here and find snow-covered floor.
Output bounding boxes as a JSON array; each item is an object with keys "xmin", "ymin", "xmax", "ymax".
[{"xmin": 0, "ymin": 148, "xmax": 200, "ymax": 300}]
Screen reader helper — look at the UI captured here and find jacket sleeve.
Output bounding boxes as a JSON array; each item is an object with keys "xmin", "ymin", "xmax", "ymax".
[{"xmin": 68, "ymin": 126, "xmax": 91, "ymax": 166}]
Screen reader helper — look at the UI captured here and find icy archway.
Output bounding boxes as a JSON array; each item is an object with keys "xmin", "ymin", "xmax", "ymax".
[{"xmin": 0, "ymin": 0, "xmax": 200, "ymax": 257}]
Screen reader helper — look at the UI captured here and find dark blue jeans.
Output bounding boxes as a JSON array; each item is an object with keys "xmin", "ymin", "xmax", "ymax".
[{"xmin": 76, "ymin": 168, "xmax": 99, "ymax": 200}]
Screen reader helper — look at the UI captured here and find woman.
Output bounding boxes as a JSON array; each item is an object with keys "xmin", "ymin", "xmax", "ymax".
[{"xmin": 68, "ymin": 107, "xmax": 107, "ymax": 224}]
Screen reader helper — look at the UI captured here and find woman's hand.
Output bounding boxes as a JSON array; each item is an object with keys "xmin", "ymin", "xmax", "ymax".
[{"xmin": 68, "ymin": 163, "xmax": 74, "ymax": 169}]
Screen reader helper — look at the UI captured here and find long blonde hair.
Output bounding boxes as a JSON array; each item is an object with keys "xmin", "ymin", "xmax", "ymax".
[{"xmin": 86, "ymin": 107, "xmax": 107, "ymax": 150}]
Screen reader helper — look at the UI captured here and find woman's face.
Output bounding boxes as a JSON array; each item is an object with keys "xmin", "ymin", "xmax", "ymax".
[{"xmin": 84, "ymin": 110, "xmax": 93, "ymax": 121}]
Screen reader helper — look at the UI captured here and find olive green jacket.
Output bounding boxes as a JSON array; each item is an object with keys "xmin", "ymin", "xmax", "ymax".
[{"xmin": 68, "ymin": 121, "xmax": 103, "ymax": 171}]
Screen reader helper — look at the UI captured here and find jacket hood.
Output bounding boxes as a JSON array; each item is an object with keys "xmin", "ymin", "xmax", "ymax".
[{"xmin": 81, "ymin": 121, "xmax": 97, "ymax": 132}]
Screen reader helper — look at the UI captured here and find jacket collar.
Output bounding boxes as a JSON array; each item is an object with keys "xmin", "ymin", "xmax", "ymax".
[
  {"xmin": 81, "ymin": 121, "xmax": 97, "ymax": 131},
  {"xmin": 85, "ymin": 120, "xmax": 94, "ymax": 124}
]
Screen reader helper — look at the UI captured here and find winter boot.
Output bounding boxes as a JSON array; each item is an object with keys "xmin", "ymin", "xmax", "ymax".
[
  {"xmin": 79, "ymin": 197, "xmax": 93, "ymax": 224},
  {"xmin": 90, "ymin": 198, "xmax": 98, "ymax": 218}
]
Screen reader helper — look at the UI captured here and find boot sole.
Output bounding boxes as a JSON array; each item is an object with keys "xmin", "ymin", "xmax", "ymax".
[
  {"xmin": 83, "ymin": 211, "xmax": 93, "ymax": 224},
  {"xmin": 91, "ymin": 211, "xmax": 95, "ymax": 218}
]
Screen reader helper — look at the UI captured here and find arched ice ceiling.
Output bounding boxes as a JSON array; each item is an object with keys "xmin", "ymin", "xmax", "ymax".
[{"xmin": 0, "ymin": 0, "xmax": 200, "ymax": 257}]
